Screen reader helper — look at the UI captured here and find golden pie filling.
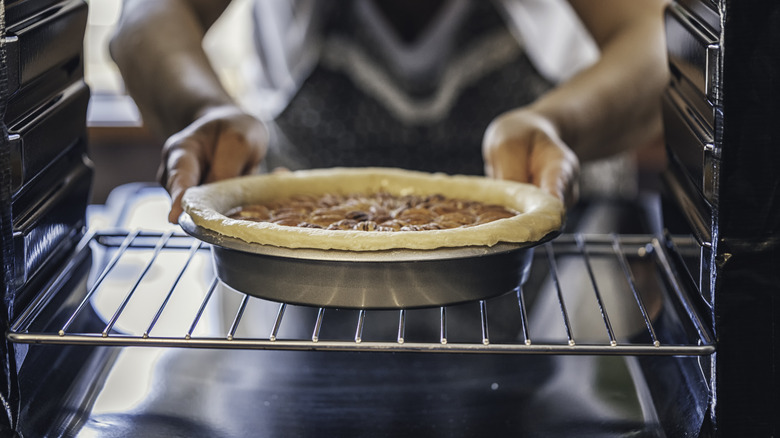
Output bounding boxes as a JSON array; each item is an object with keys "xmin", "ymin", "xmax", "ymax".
[{"xmin": 227, "ymin": 192, "xmax": 518, "ymax": 232}]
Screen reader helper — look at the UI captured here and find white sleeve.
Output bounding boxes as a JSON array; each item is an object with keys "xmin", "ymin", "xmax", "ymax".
[
  {"xmin": 208, "ymin": 0, "xmax": 326, "ymax": 119},
  {"xmin": 495, "ymin": 0, "xmax": 599, "ymax": 83}
]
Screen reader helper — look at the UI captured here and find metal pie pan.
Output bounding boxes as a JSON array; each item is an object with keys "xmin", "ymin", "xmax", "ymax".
[{"xmin": 180, "ymin": 213, "xmax": 556, "ymax": 309}]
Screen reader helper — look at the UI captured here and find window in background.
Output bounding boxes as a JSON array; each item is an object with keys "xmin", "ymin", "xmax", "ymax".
[
  {"xmin": 83, "ymin": 0, "xmax": 253, "ymax": 127},
  {"xmin": 84, "ymin": 0, "xmax": 141, "ymax": 126}
]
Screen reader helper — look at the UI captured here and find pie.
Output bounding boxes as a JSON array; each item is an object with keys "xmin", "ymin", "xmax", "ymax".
[{"xmin": 181, "ymin": 167, "xmax": 563, "ymax": 251}]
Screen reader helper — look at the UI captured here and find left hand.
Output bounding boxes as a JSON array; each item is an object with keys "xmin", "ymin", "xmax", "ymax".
[
  {"xmin": 482, "ymin": 109, "xmax": 580, "ymax": 209},
  {"xmin": 158, "ymin": 105, "xmax": 268, "ymax": 223}
]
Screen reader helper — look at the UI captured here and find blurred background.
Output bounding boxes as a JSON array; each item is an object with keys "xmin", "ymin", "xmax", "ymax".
[
  {"xmin": 84, "ymin": 0, "xmax": 254, "ymax": 203},
  {"xmin": 84, "ymin": 0, "xmax": 666, "ymax": 205}
]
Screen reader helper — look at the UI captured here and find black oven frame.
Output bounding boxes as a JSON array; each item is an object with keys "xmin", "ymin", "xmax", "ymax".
[
  {"xmin": 662, "ymin": 0, "xmax": 780, "ymax": 435},
  {"xmin": 2, "ymin": 0, "xmax": 780, "ymax": 436}
]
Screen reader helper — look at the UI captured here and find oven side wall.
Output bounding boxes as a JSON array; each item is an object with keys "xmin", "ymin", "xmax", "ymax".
[
  {"xmin": 1, "ymin": 8, "xmax": 14, "ymax": 436},
  {"xmin": 1, "ymin": 0, "xmax": 94, "ymax": 433},
  {"xmin": 712, "ymin": 0, "xmax": 780, "ymax": 435}
]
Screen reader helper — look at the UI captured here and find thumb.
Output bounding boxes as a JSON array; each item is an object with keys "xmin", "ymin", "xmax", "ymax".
[{"xmin": 536, "ymin": 157, "xmax": 579, "ymax": 210}]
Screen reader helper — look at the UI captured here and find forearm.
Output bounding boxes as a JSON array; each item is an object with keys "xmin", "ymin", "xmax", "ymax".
[
  {"xmin": 530, "ymin": 4, "xmax": 669, "ymax": 162},
  {"xmin": 110, "ymin": 0, "xmax": 234, "ymax": 138}
]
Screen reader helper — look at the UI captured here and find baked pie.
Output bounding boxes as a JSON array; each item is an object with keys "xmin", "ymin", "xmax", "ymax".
[{"xmin": 181, "ymin": 167, "xmax": 563, "ymax": 251}]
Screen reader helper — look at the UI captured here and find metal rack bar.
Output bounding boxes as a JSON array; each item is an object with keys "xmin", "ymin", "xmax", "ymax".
[
  {"xmin": 102, "ymin": 230, "xmax": 173, "ymax": 337},
  {"xmin": 651, "ymin": 237, "xmax": 714, "ymax": 345},
  {"xmin": 576, "ymin": 234, "xmax": 618, "ymax": 347},
  {"xmin": 516, "ymin": 287, "xmax": 531, "ymax": 345},
  {"xmin": 269, "ymin": 303, "xmax": 287, "ymax": 341},
  {"xmin": 440, "ymin": 307, "xmax": 447, "ymax": 344},
  {"xmin": 227, "ymin": 294, "xmax": 249, "ymax": 341},
  {"xmin": 545, "ymin": 243, "xmax": 575, "ymax": 346},
  {"xmin": 12, "ymin": 334, "xmax": 713, "ymax": 355},
  {"xmin": 7, "ymin": 231, "xmax": 715, "ymax": 356},
  {"xmin": 611, "ymin": 234, "xmax": 660, "ymax": 347},
  {"xmin": 186, "ymin": 278, "xmax": 218, "ymax": 340},
  {"xmin": 144, "ymin": 239, "xmax": 203, "ymax": 338},
  {"xmin": 59, "ymin": 229, "xmax": 140, "ymax": 335},
  {"xmin": 312, "ymin": 308, "xmax": 325, "ymax": 342},
  {"xmin": 355, "ymin": 310, "xmax": 366, "ymax": 343},
  {"xmin": 397, "ymin": 309, "xmax": 406, "ymax": 344},
  {"xmin": 479, "ymin": 300, "xmax": 490, "ymax": 345}
]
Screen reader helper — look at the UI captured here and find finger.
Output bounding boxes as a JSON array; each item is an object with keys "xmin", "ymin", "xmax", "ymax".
[
  {"xmin": 485, "ymin": 141, "xmax": 531, "ymax": 183},
  {"xmin": 482, "ymin": 142, "xmax": 498, "ymax": 178},
  {"xmin": 482, "ymin": 132, "xmax": 502, "ymax": 179},
  {"xmin": 483, "ymin": 152, "xmax": 499, "ymax": 179},
  {"xmin": 165, "ymin": 148, "xmax": 202, "ymax": 223},
  {"xmin": 536, "ymin": 157, "xmax": 579, "ymax": 209},
  {"xmin": 244, "ymin": 162, "xmax": 263, "ymax": 176},
  {"xmin": 240, "ymin": 124, "xmax": 268, "ymax": 176},
  {"xmin": 242, "ymin": 147, "xmax": 264, "ymax": 176},
  {"xmin": 537, "ymin": 164, "xmax": 566, "ymax": 201},
  {"xmin": 205, "ymin": 132, "xmax": 257, "ymax": 183},
  {"xmin": 168, "ymin": 189, "xmax": 187, "ymax": 224}
]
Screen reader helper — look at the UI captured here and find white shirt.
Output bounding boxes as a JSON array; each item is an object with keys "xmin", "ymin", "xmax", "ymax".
[{"xmin": 238, "ymin": 0, "xmax": 598, "ymax": 120}]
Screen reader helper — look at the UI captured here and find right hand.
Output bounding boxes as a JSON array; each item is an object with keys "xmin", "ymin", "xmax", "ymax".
[
  {"xmin": 158, "ymin": 105, "xmax": 269, "ymax": 223},
  {"xmin": 482, "ymin": 109, "xmax": 580, "ymax": 209}
]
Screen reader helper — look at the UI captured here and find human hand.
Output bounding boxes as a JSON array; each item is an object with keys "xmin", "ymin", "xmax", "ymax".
[
  {"xmin": 482, "ymin": 109, "xmax": 580, "ymax": 209},
  {"xmin": 158, "ymin": 106, "xmax": 268, "ymax": 223}
]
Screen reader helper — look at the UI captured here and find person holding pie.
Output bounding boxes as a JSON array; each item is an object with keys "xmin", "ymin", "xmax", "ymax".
[{"xmin": 110, "ymin": 0, "xmax": 669, "ymax": 223}]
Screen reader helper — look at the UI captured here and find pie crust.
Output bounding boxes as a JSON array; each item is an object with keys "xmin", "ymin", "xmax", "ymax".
[{"xmin": 181, "ymin": 167, "xmax": 563, "ymax": 251}]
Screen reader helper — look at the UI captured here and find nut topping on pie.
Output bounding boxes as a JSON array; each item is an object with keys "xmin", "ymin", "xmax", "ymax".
[{"xmin": 227, "ymin": 192, "xmax": 518, "ymax": 232}]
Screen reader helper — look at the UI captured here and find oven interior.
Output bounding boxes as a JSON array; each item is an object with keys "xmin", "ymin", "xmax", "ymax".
[
  {"xmin": 8, "ymin": 185, "xmax": 715, "ymax": 437},
  {"xmin": 2, "ymin": 0, "xmax": 779, "ymax": 437}
]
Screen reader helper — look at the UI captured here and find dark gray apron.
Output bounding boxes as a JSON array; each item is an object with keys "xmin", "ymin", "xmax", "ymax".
[{"xmin": 268, "ymin": 0, "xmax": 553, "ymax": 176}]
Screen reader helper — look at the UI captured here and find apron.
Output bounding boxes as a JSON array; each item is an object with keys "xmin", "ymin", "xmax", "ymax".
[{"xmin": 265, "ymin": 0, "xmax": 554, "ymax": 176}]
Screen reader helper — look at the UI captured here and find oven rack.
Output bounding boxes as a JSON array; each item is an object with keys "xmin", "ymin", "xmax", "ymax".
[{"xmin": 8, "ymin": 230, "xmax": 714, "ymax": 355}]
